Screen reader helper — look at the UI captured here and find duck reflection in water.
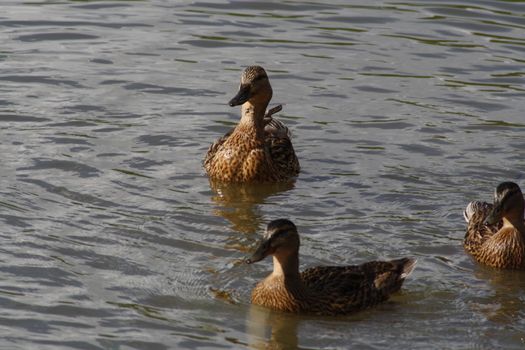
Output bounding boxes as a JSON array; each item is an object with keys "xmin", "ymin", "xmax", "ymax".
[
  {"xmin": 208, "ymin": 179, "xmax": 295, "ymax": 235},
  {"xmin": 247, "ymin": 304, "xmax": 299, "ymax": 350}
]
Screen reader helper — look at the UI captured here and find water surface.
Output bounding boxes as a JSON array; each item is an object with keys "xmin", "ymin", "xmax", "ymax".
[{"xmin": 1, "ymin": 0, "xmax": 525, "ymax": 349}]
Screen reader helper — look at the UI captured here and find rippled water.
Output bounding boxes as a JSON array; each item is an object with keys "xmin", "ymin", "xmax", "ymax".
[{"xmin": 2, "ymin": 0, "xmax": 525, "ymax": 348}]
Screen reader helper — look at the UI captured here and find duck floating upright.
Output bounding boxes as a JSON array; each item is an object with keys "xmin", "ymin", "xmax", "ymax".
[
  {"xmin": 204, "ymin": 66, "xmax": 300, "ymax": 183},
  {"xmin": 463, "ymin": 181, "xmax": 525, "ymax": 269},
  {"xmin": 246, "ymin": 219, "xmax": 416, "ymax": 315}
]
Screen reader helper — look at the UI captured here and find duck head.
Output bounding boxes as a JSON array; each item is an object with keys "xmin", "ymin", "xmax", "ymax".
[
  {"xmin": 246, "ymin": 219, "xmax": 299, "ymax": 264},
  {"xmin": 229, "ymin": 66, "xmax": 273, "ymax": 108},
  {"xmin": 485, "ymin": 182, "xmax": 524, "ymax": 225}
]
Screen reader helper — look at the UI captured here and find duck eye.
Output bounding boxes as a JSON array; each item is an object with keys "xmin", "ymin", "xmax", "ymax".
[
  {"xmin": 273, "ymin": 226, "xmax": 295, "ymax": 240},
  {"xmin": 501, "ymin": 189, "xmax": 518, "ymax": 203},
  {"xmin": 253, "ymin": 74, "xmax": 266, "ymax": 82}
]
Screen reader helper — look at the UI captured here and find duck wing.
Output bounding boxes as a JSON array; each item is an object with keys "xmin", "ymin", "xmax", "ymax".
[
  {"xmin": 463, "ymin": 201, "xmax": 500, "ymax": 254},
  {"xmin": 263, "ymin": 106, "xmax": 300, "ymax": 177},
  {"xmin": 300, "ymin": 258, "xmax": 416, "ymax": 314},
  {"xmin": 203, "ymin": 128, "xmax": 233, "ymax": 170}
]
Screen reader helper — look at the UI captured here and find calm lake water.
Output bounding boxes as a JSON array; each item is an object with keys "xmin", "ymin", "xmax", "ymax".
[{"xmin": 2, "ymin": 0, "xmax": 525, "ymax": 349}]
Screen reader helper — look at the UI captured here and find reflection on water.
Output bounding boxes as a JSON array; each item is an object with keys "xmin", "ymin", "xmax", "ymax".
[
  {"xmin": 2, "ymin": 0, "xmax": 525, "ymax": 348},
  {"xmin": 471, "ymin": 266, "xmax": 525, "ymax": 325},
  {"xmin": 209, "ymin": 180, "xmax": 295, "ymax": 234},
  {"xmin": 247, "ymin": 305, "xmax": 300, "ymax": 350}
]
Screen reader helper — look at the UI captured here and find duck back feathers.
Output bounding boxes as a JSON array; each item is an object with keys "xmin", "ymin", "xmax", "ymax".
[{"xmin": 298, "ymin": 258, "xmax": 416, "ymax": 315}]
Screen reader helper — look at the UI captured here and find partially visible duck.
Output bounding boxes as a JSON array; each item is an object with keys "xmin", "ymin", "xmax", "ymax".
[
  {"xmin": 463, "ymin": 181, "xmax": 525, "ymax": 269},
  {"xmin": 204, "ymin": 66, "xmax": 300, "ymax": 183},
  {"xmin": 246, "ymin": 219, "xmax": 416, "ymax": 315}
]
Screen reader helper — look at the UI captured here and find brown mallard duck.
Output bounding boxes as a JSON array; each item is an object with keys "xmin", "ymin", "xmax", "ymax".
[
  {"xmin": 463, "ymin": 181, "xmax": 525, "ymax": 269},
  {"xmin": 245, "ymin": 219, "xmax": 417, "ymax": 315},
  {"xmin": 204, "ymin": 66, "xmax": 300, "ymax": 183}
]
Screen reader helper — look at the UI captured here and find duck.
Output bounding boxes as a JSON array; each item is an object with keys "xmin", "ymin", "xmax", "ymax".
[
  {"xmin": 245, "ymin": 219, "xmax": 417, "ymax": 315},
  {"xmin": 204, "ymin": 66, "xmax": 300, "ymax": 183},
  {"xmin": 463, "ymin": 181, "xmax": 525, "ymax": 269}
]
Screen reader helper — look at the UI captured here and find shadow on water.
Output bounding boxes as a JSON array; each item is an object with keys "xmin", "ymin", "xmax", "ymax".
[{"xmin": 208, "ymin": 180, "xmax": 295, "ymax": 235}]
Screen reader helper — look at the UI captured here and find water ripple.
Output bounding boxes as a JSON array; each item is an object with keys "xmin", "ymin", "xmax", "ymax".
[{"xmin": 1, "ymin": 0, "xmax": 524, "ymax": 349}]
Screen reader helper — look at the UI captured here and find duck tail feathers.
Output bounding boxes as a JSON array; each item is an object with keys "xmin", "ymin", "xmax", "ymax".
[
  {"xmin": 463, "ymin": 200, "xmax": 492, "ymax": 223},
  {"xmin": 400, "ymin": 258, "xmax": 417, "ymax": 279}
]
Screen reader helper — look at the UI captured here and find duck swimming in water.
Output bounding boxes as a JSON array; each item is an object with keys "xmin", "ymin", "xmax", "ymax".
[
  {"xmin": 463, "ymin": 181, "xmax": 525, "ymax": 269},
  {"xmin": 246, "ymin": 219, "xmax": 416, "ymax": 315},
  {"xmin": 204, "ymin": 66, "xmax": 300, "ymax": 183}
]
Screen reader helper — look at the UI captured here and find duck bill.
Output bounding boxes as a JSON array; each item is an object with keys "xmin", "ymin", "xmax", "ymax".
[
  {"xmin": 484, "ymin": 202, "xmax": 503, "ymax": 225},
  {"xmin": 228, "ymin": 84, "xmax": 251, "ymax": 106},
  {"xmin": 245, "ymin": 239, "xmax": 272, "ymax": 264}
]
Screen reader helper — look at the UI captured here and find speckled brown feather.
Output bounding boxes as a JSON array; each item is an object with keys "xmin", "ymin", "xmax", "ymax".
[
  {"xmin": 204, "ymin": 105, "xmax": 294, "ymax": 176},
  {"xmin": 464, "ymin": 201, "xmax": 499, "ymax": 258},
  {"xmin": 204, "ymin": 110, "xmax": 299, "ymax": 182}
]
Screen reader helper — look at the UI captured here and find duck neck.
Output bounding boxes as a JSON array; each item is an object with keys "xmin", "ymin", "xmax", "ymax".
[
  {"xmin": 502, "ymin": 215, "xmax": 525, "ymax": 234},
  {"xmin": 501, "ymin": 201, "xmax": 525, "ymax": 236},
  {"xmin": 238, "ymin": 101, "xmax": 267, "ymax": 137},
  {"xmin": 272, "ymin": 251, "xmax": 301, "ymax": 281}
]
